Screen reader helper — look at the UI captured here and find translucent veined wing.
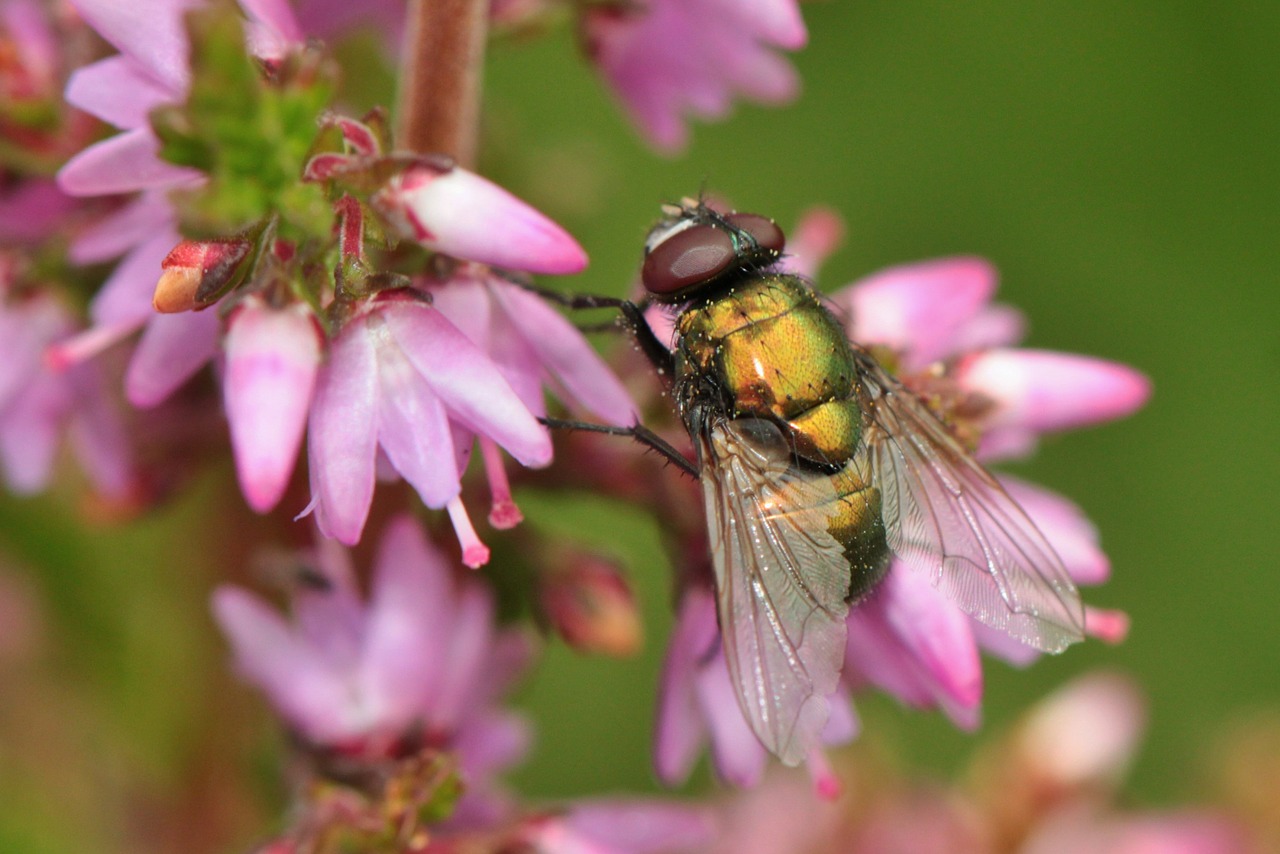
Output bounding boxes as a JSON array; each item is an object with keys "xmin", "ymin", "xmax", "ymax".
[
  {"xmin": 853, "ymin": 351, "xmax": 1086, "ymax": 652},
  {"xmin": 699, "ymin": 418, "xmax": 852, "ymax": 766}
]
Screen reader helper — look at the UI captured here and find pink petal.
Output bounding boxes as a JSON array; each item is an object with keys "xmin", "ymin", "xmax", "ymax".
[
  {"xmin": 821, "ymin": 690, "xmax": 860, "ymax": 745},
  {"xmin": 3, "ymin": 1, "xmax": 57, "ymax": 88},
  {"xmin": 124, "ymin": 309, "xmax": 220, "ymax": 407},
  {"xmin": 71, "ymin": 0, "xmax": 197, "ymax": 93},
  {"xmin": 837, "ymin": 257, "xmax": 997, "ymax": 368},
  {"xmin": 372, "ymin": 339, "xmax": 461, "ymax": 509},
  {"xmin": 211, "ymin": 586, "xmax": 357, "ymax": 744},
  {"xmin": 224, "ymin": 301, "xmax": 321, "ymax": 512},
  {"xmin": 372, "ymin": 166, "xmax": 588, "ymax": 275},
  {"xmin": 239, "ymin": 0, "xmax": 304, "ymax": 60},
  {"xmin": 379, "ymin": 299, "xmax": 552, "ymax": 468},
  {"xmin": 58, "ymin": 127, "xmax": 201, "ymax": 196},
  {"xmin": 483, "ymin": 310, "xmax": 545, "ymax": 417},
  {"xmin": 873, "ymin": 567, "xmax": 983, "ymax": 710},
  {"xmin": 453, "ymin": 709, "xmax": 531, "ymax": 779},
  {"xmin": 427, "ymin": 583, "xmax": 495, "ymax": 730},
  {"xmin": 558, "ymin": 800, "xmax": 717, "ymax": 853},
  {"xmin": 697, "ymin": 652, "xmax": 769, "ymax": 787},
  {"xmin": 89, "ymin": 229, "xmax": 180, "ymax": 328},
  {"xmin": 307, "ymin": 316, "xmax": 379, "ymax": 545},
  {"xmin": 1000, "ymin": 476, "xmax": 1110, "ymax": 585},
  {"xmin": 357, "ymin": 515, "xmax": 453, "ymax": 730},
  {"xmin": 291, "ymin": 538, "xmax": 366, "ymax": 668},
  {"xmin": 0, "ymin": 379, "xmax": 64, "ymax": 494},
  {"xmin": 946, "ymin": 303, "xmax": 1026, "ymax": 352},
  {"xmin": 492, "ymin": 280, "xmax": 637, "ymax": 426},
  {"xmin": 957, "ymin": 349, "xmax": 1151, "ymax": 434},
  {"xmin": 0, "ymin": 298, "xmax": 59, "ymax": 407},
  {"xmin": 709, "ymin": 0, "xmax": 807, "ymax": 49},
  {"xmin": 65, "ymin": 56, "xmax": 177, "ymax": 128},
  {"xmin": 427, "ymin": 276, "xmax": 493, "ymax": 351},
  {"xmin": 653, "ymin": 589, "xmax": 716, "ymax": 785},
  {"xmin": 778, "ymin": 206, "xmax": 844, "ymax": 280},
  {"xmin": 65, "ymin": 362, "xmax": 134, "ymax": 498},
  {"xmin": 0, "ymin": 179, "xmax": 78, "ymax": 243},
  {"xmin": 70, "ymin": 192, "xmax": 175, "ymax": 264},
  {"xmin": 1022, "ymin": 811, "xmax": 1246, "ymax": 854},
  {"xmin": 971, "ymin": 621, "xmax": 1041, "ymax": 667},
  {"xmin": 1018, "ymin": 672, "xmax": 1144, "ymax": 788}
]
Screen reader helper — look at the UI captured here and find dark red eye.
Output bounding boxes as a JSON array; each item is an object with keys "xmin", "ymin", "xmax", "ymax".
[
  {"xmin": 642, "ymin": 223, "xmax": 737, "ymax": 297},
  {"xmin": 725, "ymin": 212, "xmax": 785, "ymax": 253}
]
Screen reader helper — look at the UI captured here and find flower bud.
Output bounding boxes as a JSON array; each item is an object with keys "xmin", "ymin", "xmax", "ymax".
[
  {"xmin": 371, "ymin": 162, "xmax": 587, "ymax": 274},
  {"xmin": 540, "ymin": 554, "xmax": 642, "ymax": 658},
  {"xmin": 154, "ymin": 238, "xmax": 251, "ymax": 313}
]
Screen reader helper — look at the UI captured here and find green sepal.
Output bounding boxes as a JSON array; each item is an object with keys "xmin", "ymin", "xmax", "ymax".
[{"xmin": 154, "ymin": 3, "xmax": 338, "ymax": 242}]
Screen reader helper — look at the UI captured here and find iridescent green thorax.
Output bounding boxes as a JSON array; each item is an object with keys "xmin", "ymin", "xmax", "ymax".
[{"xmin": 673, "ymin": 273, "xmax": 890, "ymax": 600}]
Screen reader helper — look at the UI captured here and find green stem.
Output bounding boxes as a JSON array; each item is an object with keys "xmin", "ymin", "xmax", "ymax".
[{"xmin": 395, "ymin": 0, "xmax": 489, "ymax": 168}]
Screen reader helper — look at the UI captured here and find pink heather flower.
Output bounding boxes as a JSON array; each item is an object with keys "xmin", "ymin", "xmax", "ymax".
[
  {"xmin": 427, "ymin": 266, "xmax": 636, "ymax": 526},
  {"xmin": 0, "ymin": 276, "xmax": 131, "ymax": 498},
  {"xmin": 305, "ymin": 291, "xmax": 553, "ymax": 557},
  {"xmin": 655, "ymin": 585, "xmax": 856, "ymax": 793},
  {"xmin": 1019, "ymin": 810, "xmax": 1247, "ymax": 854},
  {"xmin": 212, "ymin": 515, "xmax": 533, "ymax": 823},
  {"xmin": 584, "ymin": 0, "xmax": 807, "ymax": 153},
  {"xmin": 706, "ymin": 768, "xmax": 848, "ymax": 854},
  {"xmin": 224, "ymin": 297, "xmax": 322, "ymax": 513}
]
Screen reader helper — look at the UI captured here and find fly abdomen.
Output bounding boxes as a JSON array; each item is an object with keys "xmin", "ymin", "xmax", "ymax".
[{"xmin": 827, "ymin": 465, "xmax": 891, "ymax": 602}]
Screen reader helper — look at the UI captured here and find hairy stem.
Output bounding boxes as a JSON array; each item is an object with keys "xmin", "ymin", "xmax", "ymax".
[{"xmin": 395, "ymin": 0, "xmax": 489, "ymax": 167}]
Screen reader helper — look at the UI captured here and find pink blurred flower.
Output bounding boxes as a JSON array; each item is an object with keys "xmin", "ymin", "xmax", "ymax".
[
  {"xmin": 304, "ymin": 290, "xmax": 552, "ymax": 559},
  {"xmin": 519, "ymin": 800, "xmax": 716, "ymax": 854},
  {"xmin": 584, "ymin": 0, "xmax": 807, "ymax": 153},
  {"xmin": 698, "ymin": 673, "xmax": 1246, "ymax": 854},
  {"xmin": 0, "ymin": 275, "xmax": 131, "ymax": 497},
  {"xmin": 212, "ymin": 515, "xmax": 533, "ymax": 823},
  {"xmin": 1020, "ymin": 810, "xmax": 1246, "ymax": 854}
]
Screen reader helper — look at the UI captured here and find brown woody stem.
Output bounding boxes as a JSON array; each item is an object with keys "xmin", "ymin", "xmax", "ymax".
[{"xmin": 395, "ymin": 0, "xmax": 489, "ymax": 167}]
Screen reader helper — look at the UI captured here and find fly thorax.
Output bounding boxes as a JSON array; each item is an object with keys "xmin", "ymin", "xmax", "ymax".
[{"xmin": 676, "ymin": 275, "xmax": 864, "ymax": 470}]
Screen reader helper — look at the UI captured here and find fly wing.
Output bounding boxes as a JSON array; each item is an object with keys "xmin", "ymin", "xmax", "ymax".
[
  {"xmin": 700, "ymin": 418, "xmax": 852, "ymax": 766},
  {"xmin": 854, "ymin": 353, "xmax": 1086, "ymax": 652}
]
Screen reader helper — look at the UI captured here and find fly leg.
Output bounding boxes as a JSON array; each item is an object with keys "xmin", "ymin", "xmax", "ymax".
[
  {"xmin": 491, "ymin": 273, "xmax": 676, "ymax": 379},
  {"xmin": 539, "ymin": 417, "xmax": 698, "ymax": 479}
]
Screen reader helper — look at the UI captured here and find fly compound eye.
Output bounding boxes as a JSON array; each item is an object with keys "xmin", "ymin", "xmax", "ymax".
[
  {"xmin": 724, "ymin": 213, "xmax": 785, "ymax": 254},
  {"xmin": 641, "ymin": 223, "xmax": 738, "ymax": 298}
]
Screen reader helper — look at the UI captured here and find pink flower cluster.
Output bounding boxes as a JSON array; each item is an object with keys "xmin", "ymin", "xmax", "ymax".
[
  {"xmin": 47, "ymin": 0, "xmax": 635, "ymax": 559},
  {"xmin": 214, "ymin": 515, "xmax": 533, "ymax": 824},
  {"xmin": 703, "ymin": 674, "xmax": 1245, "ymax": 854},
  {"xmin": 584, "ymin": 0, "xmax": 808, "ymax": 152}
]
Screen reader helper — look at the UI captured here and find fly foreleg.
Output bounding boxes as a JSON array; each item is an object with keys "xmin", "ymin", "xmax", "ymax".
[{"xmin": 539, "ymin": 417, "xmax": 698, "ymax": 479}]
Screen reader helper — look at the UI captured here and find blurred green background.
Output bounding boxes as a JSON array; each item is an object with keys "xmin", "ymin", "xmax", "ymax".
[{"xmin": 0, "ymin": 2, "xmax": 1277, "ymax": 852}]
